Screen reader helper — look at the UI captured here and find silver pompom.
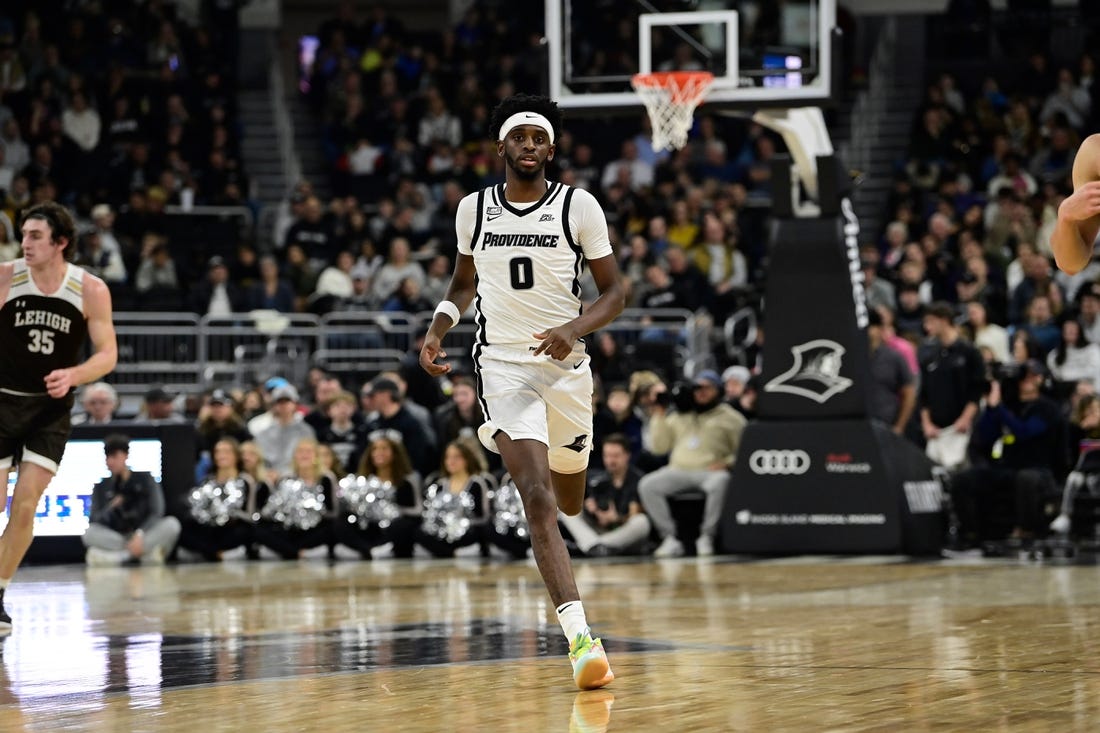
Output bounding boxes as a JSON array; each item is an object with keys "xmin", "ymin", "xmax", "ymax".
[
  {"xmin": 422, "ymin": 481, "xmax": 475, "ymax": 543},
  {"xmin": 337, "ymin": 474, "xmax": 400, "ymax": 530},
  {"xmin": 189, "ymin": 478, "xmax": 247, "ymax": 527},
  {"xmin": 491, "ymin": 480, "xmax": 529, "ymax": 540},
  {"xmin": 260, "ymin": 477, "xmax": 327, "ymax": 530}
]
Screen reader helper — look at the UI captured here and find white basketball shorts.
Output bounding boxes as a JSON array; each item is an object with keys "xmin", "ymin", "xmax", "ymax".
[{"xmin": 475, "ymin": 343, "xmax": 593, "ymax": 474}]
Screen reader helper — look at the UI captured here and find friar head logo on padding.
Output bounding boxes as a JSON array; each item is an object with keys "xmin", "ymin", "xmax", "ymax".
[{"xmin": 764, "ymin": 339, "xmax": 853, "ymax": 404}]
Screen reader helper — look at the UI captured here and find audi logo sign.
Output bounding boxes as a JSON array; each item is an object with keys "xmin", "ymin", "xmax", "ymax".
[{"xmin": 748, "ymin": 450, "xmax": 811, "ymax": 475}]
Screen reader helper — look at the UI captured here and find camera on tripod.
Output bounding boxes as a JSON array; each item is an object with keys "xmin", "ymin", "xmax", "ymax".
[{"xmin": 654, "ymin": 381, "xmax": 697, "ymax": 413}]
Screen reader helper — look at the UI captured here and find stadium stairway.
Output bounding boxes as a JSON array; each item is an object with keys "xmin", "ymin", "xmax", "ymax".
[{"xmin": 836, "ymin": 15, "xmax": 927, "ymax": 243}]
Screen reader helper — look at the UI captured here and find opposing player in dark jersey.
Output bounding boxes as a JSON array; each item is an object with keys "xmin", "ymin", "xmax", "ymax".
[
  {"xmin": 0, "ymin": 202, "xmax": 118, "ymax": 633},
  {"xmin": 420, "ymin": 94, "xmax": 625, "ymax": 689}
]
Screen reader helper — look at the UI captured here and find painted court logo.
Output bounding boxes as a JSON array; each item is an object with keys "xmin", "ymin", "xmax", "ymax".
[{"xmin": 764, "ymin": 339, "xmax": 853, "ymax": 404}]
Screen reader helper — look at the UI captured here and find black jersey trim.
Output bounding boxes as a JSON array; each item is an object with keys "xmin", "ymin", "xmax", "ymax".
[
  {"xmin": 561, "ymin": 187, "xmax": 584, "ymax": 299},
  {"xmin": 471, "ymin": 188, "xmax": 487, "ymax": 250},
  {"xmin": 497, "ymin": 182, "xmax": 559, "ymax": 218},
  {"xmin": 545, "ymin": 182, "xmax": 566, "ymax": 207}
]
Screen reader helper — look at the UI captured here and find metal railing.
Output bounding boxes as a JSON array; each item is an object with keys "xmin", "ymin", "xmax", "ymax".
[
  {"xmin": 103, "ymin": 307, "xmax": 709, "ymax": 394},
  {"xmin": 840, "ymin": 16, "xmax": 898, "ymax": 183}
]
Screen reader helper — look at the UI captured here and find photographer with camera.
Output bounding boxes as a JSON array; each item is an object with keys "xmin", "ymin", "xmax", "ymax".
[
  {"xmin": 559, "ymin": 434, "xmax": 651, "ymax": 557},
  {"xmin": 950, "ymin": 359, "xmax": 1068, "ymax": 547},
  {"xmin": 637, "ymin": 370, "xmax": 747, "ymax": 557},
  {"xmin": 83, "ymin": 434, "xmax": 181, "ymax": 566}
]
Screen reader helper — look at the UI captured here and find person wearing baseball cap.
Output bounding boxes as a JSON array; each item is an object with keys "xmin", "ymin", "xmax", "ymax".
[{"xmin": 638, "ymin": 368, "xmax": 747, "ymax": 560}]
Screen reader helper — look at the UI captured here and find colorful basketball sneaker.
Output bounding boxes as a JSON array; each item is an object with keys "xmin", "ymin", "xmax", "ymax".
[{"xmin": 569, "ymin": 631, "xmax": 614, "ymax": 690}]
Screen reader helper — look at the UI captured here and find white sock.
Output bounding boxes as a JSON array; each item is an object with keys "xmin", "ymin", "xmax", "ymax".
[
  {"xmin": 556, "ymin": 600, "xmax": 589, "ymax": 642},
  {"xmin": 0, "ymin": 578, "xmax": 9, "ymax": 591}
]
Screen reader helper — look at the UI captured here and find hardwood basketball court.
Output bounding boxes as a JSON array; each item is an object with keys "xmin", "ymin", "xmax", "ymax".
[{"xmin": 0, "ymin": 555, "xmax": 1097, "ymax": 731}]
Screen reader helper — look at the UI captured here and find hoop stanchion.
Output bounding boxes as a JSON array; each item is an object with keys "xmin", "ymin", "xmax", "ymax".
[{"xmin": 631, "ymin": 71, "xmax": 715, "ymax": 152}]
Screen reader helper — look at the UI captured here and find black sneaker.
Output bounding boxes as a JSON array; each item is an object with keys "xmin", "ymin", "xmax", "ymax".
[{"xmin": 0, "ymin": 589, "xmax": 11, "ymax": 634}]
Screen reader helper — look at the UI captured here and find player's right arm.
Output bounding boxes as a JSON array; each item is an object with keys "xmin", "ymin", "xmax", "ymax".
[
  {"xmin": 420, "ymin": 193, "xmax": 480, "ymax": 377},
  {"xmin": 1052, "ymin": 133, "xmax": 1100, "ymax": 274},
  {"xmin": 0, "ymin": 261, "xmax": 15, "ymax": 305}
]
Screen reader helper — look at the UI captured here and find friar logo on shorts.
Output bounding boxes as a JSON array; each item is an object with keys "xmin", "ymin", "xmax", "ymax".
[
  {"xmin": 564, "ymin": 434, "xmax": 588, "ymax": 453},
  {"xmin": 764, "ymin": 339, "xmax": 853, "ymax": 404},
  {"xmin": 487, "ymin": 206, "xmax": 503, "ymax": 221}
]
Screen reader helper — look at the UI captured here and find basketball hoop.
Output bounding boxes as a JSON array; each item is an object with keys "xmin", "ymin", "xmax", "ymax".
[{"xmin": 631, "ymin": 71, "xmax": 715, "ymax": 152}]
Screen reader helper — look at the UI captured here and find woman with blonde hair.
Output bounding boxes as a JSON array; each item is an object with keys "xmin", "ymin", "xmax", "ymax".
[
  {"xmin": 253, "ymin": 438, "xmax": 336, "ymax": 559},
  {"xmin": 178, "ymin": 437, "xmax": 258, "ymax": 561}
]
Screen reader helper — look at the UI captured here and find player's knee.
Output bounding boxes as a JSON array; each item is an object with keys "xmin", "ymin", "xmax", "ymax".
[
  {"xmin": 8, "ymin": 495, "xmax": 39, "ymax": 527},
  {"xmin": 515, "ymin": 480, "xmax": 557, "ymax": 521}
]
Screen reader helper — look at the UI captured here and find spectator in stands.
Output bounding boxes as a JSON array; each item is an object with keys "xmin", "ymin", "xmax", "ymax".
[
  {"xmin": 560, "ymin": 435, "xmax": 651, "ymax": 558},
  {"xmin": 1022, "ymin": 293, "xmax": 1062, "ymax": 354},
  {"xmin": 721, "ymin": 366, "xmax": 752, "ymax": 406},
  {"xmin": 248, "ymin": 255, "xmax": 295, "ymax": 312},
  {"xmin": 1039, "ymin": 68, "xmax": 1090, "ymax": 131},
  {"xmin": 952, "ymin": 359, "xmax": 1067, "ymax": 545},
  {"xmin": 965, "ymin": 300, "xmax": 1010, "ymax": 365},
  {"xmin": 316, "ymin": 390, "xmax": 366, "ymax": 472},
  {"xmin": 283, "ymin": 243, "xmax": 319, "ymax": 311},
  {"xmin": 195, "ymin": 389, "xmax": 251, "ymax": 456},
  {"xmin": 638, "ymin": 370, "xmax": 747, "ymax": 557},
  {"xmin": 1047, "ymin": 316, "xmax": 1100, "ymax": 388},
  {"xmin": 83, "ymin": 434, "xmax": 181, "ymax": 566},
  {"xmin": 134, "ymin": 238, "xmax": 180, "ymax": 299},
  {"xmin": 867, "ymin": 309, "xmax": 917, "ymax": 435},
  {"xmin": 371, "ymin": 237, "xmax": 424, "ymax": 305},
  {"xmin": 76, "ymin": 230, "xmax": 126, "ymax": 284},
  {"xmin": 361, "ymin": 376, "xmax": 435, "ymax": 473},
  {"xmin": 1080, "ymin": 288, "xmax": 1100, "ymax": 345},
  {"xmin": 311, "ymin": 249, "xmax": 356, "ymax": 311},
  {"xmin": 600, "ymin": 139, "xmax": 654, "ymax": 192},
  {"xmin": 189, "ymin": 255, "xmax": 245, "ymax": 315},
  {"xmin": 284, "ymin": 195, "xmax": 337, "ymax": 263},
  {"xmin": 592, "ymin": 384, "xmax": 643, "ymax": 466},
  {"xmin": 136, "ymin": 387, "xmax": 187, "ymax": 424},
  {"xmin": 919, "ymin": 302, "xmax": 986, "ymax": 470},
  {"xmin": 664, "ymin": 245, "xmax": 711, "ymax": 313},
  {"xmin": 61, "ymin": 89, "xmax": 99, "ymax": 153},
  {"xmin": 73, "ymin": 382, "xmax": 119, "ymax": 425},
  {"xmin": 253, "ymin": 384, "xmax": 316, "ymax": 475},
  {"xmin": 432, "ymin": 375, "xmax": 483, "ymax": 448}
]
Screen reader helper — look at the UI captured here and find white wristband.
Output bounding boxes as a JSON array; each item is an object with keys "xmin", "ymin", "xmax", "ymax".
[{"xmin": 433, "ymin": 300, "xmax": 461, "ymax": 325}]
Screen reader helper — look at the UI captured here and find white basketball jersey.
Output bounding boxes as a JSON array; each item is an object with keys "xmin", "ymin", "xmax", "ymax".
[{"xmin": 457, "ymin": 182, "xmax": 612, "ymax": 348}]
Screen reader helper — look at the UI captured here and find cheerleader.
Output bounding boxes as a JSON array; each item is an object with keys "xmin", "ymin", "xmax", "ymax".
[
  {"xmin": 178, "ymin": 437, "xmax": 258, "ymax": 561},
  {"xmin": 332, "ymin": 430, "xmax": 421, "ymax": 559},
  {"xmin": 416, "ymin": 440, "xmax": 494, "ymax": 557},
  {"xmin": 253, "ymin": 438, "xmax": 337, "ymax": 559}
]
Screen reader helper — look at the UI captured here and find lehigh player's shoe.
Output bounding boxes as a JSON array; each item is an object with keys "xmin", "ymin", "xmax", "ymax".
[
  {"xmin": 569, "ymin": 631, "xmax": 614, "ymax": 690},
  {"xmin": 0, "ymin": 589, "xmax": 11, "ymax": 635},
  {"xmin": 569, "ymin": 690, "xmax": 615, "ymax": 733}
]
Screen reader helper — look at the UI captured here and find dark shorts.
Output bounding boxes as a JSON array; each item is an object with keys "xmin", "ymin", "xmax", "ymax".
[{"xmin": 0, "ymin": 392, "xmax": 74, "ymax": 473}]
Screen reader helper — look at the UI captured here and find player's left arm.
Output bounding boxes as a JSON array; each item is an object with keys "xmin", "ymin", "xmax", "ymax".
[
  {"xmin": 44, "ymin": 275, "xmax": 118, "ymax": 398},
  {"xmin": 533, "ymin": 190, "xmax": 626, "ymax": 359}
]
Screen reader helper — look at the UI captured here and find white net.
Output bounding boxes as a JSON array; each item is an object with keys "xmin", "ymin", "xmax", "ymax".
[{"xmin": 631, "ymin": 72, "xmax": 715, "ymax": 152}]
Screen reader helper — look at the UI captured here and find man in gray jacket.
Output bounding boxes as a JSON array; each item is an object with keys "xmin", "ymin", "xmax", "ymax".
[
  {"xmin": 638, "ymin": 370, "xmax": 746, "ymax": 557},
  {"xmin": 254, "ymin": 384, "xmax": 316, "ymax": 475}
]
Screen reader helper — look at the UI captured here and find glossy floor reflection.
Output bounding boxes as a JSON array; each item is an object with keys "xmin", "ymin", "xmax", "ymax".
[{"xmin": 0, "ymin": 556, "xmax": 1099, "ymax": 731}]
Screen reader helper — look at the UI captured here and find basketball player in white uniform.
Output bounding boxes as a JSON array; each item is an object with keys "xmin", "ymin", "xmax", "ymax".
[
  {"xmin": 0, "ymin": 202, "xmax": 117, "ymax": 633},
  {"xmin": 1053, "ymin": 133, "xmax": 1100, "ymax": 275},
  {"xmin": 420, "ymin": 94, "xmax": 625, "ymax": 690}
]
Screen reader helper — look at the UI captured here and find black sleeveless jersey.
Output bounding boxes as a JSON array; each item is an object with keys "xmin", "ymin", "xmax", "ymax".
[{"xmin": 0, "ymin": 260, "xmax": 89, "ymax": 396}]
